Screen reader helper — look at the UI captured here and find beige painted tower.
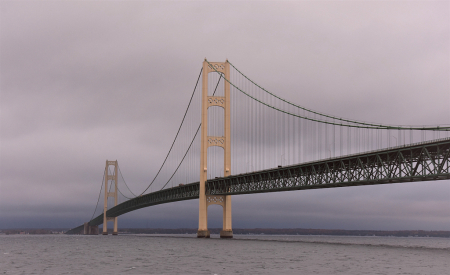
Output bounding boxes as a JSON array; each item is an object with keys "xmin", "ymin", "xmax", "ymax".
[
  {"xmin": 197, "ymin": 60, "xmax": 233, "ymax": 238},
  {"xmin": 103, "ymin": 160, "xmax": 118, "ymax": 235}
]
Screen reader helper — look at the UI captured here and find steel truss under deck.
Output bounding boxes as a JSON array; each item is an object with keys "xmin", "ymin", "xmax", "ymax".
[
  {"xmin": 66, "ymin": 138, "xmax": 450, "ymax": 234},
  {"xmin": 208, "ymin": 138, "xmax": 450, "ymax": 195}
]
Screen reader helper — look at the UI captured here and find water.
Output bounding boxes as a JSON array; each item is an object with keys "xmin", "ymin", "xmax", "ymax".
[{"xmin": 1, "ymin": 234, "xmax": 449, "ymax": 274}]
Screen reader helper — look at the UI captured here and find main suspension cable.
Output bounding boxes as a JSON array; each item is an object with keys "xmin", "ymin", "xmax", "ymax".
[
  {"xmin": 89, "ymin": 173, "xmax": 105, "ymax": 221},
  {"xmin": 137, "ymin": 67, "xmax": 203, "ymax": 196},
  {"xmin": 160, "ymin": 124, "xmax": 201, "ymax": 190},
  {"xmin": 229, "ymin": 61, "xmax": 384, "ymax": 127},
  {"xmin": 210, "ymin": 60, "xmax": 449, "ymax": 131},
  {"xmin": 117, "ymin": 163, "xmax": 137, "ymax": 197},
  {"xmin": 160, "ymin": 73, "xmax": 223, "ymax": 190},
  {"xmin": 117, "ymin": 185, "xmax": 133, "ymax": 200}
]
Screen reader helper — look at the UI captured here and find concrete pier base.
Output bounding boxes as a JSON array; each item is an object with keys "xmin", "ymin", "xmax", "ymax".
[
  {"xmin": 197, "ymin": 230, "xmax": 210, "ymax": 238},
  {"xmin": 220, "ymin": 230, "xmax": 233, "ymax": 238},
  {"xmin": 83, "ymin": 223, "xmax": 99, "ymax": 235}
]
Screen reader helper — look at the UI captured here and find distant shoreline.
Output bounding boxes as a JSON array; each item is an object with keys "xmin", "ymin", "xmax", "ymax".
[{"xmin": 1, "ymin": 228, "xmax": 449, "ymax": 237}]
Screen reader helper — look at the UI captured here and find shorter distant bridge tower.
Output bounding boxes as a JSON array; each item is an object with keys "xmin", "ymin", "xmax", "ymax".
[
  {"xmin": 103, "ymin": 160, "xmax": 118, "ymax": 235},
  {"xmin": 198, "ymin": 60, "xmax": 233, "ymax": 238}
]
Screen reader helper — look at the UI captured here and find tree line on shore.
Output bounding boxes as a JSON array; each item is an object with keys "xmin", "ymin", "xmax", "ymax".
[
  {"xmin": 117, "ymin": 228, "xmax": 450, "ymax": 237},
  {"xmin": 2, "ymin": 228, "xmax": 449, "ymax": 237}
]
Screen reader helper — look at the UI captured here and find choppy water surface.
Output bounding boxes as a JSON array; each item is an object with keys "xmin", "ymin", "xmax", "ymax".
[{"xmin": 1, "ymin": 234, "xmax": 449, "ymax": 274}]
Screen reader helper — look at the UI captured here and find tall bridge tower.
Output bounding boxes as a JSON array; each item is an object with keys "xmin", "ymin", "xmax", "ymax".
[
  {"xmin": 197, "ymin": 60, "xmax": 233, "ymax": 238},
  {"xmin": 103, "ymin": 160, "xmax": 118, "ymax": 235}
]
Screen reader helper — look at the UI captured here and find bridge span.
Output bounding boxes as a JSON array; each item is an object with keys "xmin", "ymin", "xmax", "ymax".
[{"xmin": 66, "ymin": 137, "xmax": 450, "ymax": 234}]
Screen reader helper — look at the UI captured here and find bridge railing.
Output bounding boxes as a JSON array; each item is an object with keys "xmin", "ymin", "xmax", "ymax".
[{"xmin": 241, "ymin": 137, "xmax": 450, "ymax": 175}]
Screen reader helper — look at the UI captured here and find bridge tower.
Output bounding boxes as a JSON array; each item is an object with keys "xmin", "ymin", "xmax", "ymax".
[
  {"xmin": 198, "ymin": 60, "xmax": 233, "ymax": 238},
  {"xmin": 102, "ymin": 160, "xmax": 118, "ymax": 235}
]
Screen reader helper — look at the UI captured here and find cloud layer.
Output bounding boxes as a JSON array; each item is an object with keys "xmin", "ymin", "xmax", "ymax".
[{"xmin": 1, "ymin": 1, "xmax": 449, "ymax": 230}]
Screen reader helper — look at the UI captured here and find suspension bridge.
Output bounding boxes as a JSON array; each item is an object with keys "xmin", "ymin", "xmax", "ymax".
[{"xmin": 66, "ymin": 60, "xmax": 450, "ymax": 237}]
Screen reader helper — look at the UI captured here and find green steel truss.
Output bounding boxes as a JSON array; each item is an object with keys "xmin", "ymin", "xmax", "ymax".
[
  {"xmin": 66, "ymin": 138, "xmax": 450, "ymax": 234},
  {"xmin": 66, "ymin": 182, "xmax": 200, "ymax": 234},
  {"xmin": 207, "ymin": 138, "xmax": 450, "ymax": 196},
  {"xmin": 91, "ymin": 183, "xmax": 199, "ymax": 226}
]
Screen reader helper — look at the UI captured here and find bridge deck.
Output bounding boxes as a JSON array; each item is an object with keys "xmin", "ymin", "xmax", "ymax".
[
  {"xmin": 66, "ymin": 138, "xmax": 450, "ymax": 234},
  {"xmin": 208, "ymin": 137, "xmax": 450, "ymax": 195}
]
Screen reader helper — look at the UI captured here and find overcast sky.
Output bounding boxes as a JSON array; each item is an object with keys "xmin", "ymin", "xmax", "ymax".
[{"xmin": 1, "ymin": 1, "xmax": 449, "ymax": 230}]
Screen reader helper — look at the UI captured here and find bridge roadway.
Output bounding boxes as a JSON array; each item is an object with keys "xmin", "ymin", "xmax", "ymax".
[{"xmin": 66, "ymin": 138, "xmax": 450, "ymax": 234}]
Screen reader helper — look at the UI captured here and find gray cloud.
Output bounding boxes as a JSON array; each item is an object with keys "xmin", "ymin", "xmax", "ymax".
[{"xmin": 1, "ymin": 1, "xmax": 449, "ymax": 230}]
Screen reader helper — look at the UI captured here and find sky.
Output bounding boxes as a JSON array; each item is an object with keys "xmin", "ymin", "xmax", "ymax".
[{"xmin": 1, "ymin": 1, "xmax": 449, "ymax": 230}]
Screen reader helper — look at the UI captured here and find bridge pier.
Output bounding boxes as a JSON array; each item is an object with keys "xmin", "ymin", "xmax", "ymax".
[
  {"xmin": 198, "ymin": 60, "xmax": 233, "ymax": 239},
  {"xmin": 220, "ymin": 230, "xmax": 233, "ymax": 238},
  {"xmin": 197, "ymin": 229, "xmax": 210, "ymax": 238},
  {"xmin": 220, "ymin": 195, "xmax": 233, "ymax": 238},
  {"xmin": 83, "ymin": 222, "xmax": 99, "ymax": 235}
]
